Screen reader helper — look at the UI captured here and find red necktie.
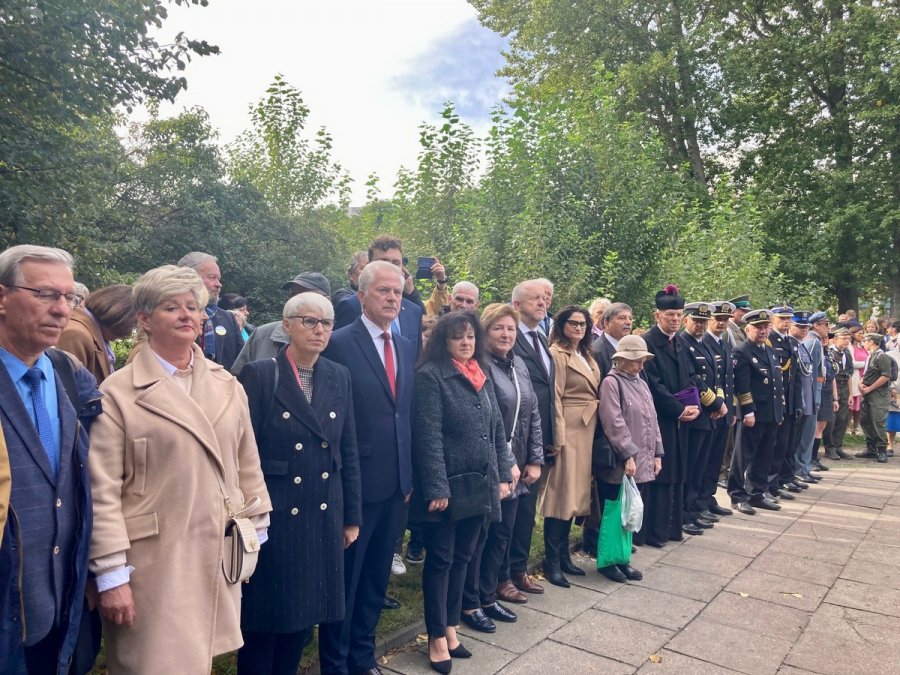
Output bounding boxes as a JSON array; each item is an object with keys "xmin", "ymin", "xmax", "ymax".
[{"xmin": 382, "ymin": 332, "xmax": 396, "ymax": 399}]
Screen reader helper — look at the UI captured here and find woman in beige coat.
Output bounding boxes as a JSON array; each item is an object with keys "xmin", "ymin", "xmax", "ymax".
[
  {"xmin": 542, "ymin": 305, "xmax": 600, "ymax": 588},
  {"xmin": 88, "ymin": 265, "xmax": 271, "ymax": 674}
]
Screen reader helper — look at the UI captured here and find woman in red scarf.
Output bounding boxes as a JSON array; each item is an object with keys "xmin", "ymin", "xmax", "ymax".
[{"xmin": 412, "ymin": 312, "xmax": 514, "ymax": 673}]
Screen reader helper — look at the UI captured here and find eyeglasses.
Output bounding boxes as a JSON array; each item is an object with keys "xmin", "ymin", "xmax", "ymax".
[
  {"xmin": 565, "ymin": 320, "xmax": 587, "ymax": 329},
  {"xmin": 4, "ymin": 285, "xmax": 83, "ymax": 307},
  {"xmin": 287, "ymin": 315, "xmax": 334, "ymax": 330}
]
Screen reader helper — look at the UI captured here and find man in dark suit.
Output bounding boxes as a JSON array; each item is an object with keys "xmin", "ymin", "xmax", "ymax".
[
  {"xmin": 700, "ymin": 301, "xmax": 736, "ymax": 517},
  {"xmin": 333, "ymin": 236, "xmax": 423, "ymax": 348},
  {"xmin": 641, "ymin": 285, "xmax": 700, "ymax": 547},
  {"xmin": 319, "ymin": 261, "xmax": 416, "ymax": 675},
  {"xmin": 0, "ymin": 245, "xmax": 99, "ymax": 673},
  {"xmin": 177, "ymin": 251, "xmax": 244, "ymax": 371},
  {"xmin": 508, "ymin": 280, "xmax": 553, "ymax": 594},
  {"xmin": 728, "ymin": 310, "xmax": 785, "ymax": 514}
]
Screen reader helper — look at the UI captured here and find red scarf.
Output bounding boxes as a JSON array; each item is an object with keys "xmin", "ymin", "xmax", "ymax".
[{"xmin": 452, "ymin": 358, "xmax": 487, "ymax": 392}]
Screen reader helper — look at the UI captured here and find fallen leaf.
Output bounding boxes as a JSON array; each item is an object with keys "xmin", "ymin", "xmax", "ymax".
[
  {"xmin": 783, "ymin": 592, "xmax": 803, "ymax": 599},
  {"xmin": 415, "ymin": 634, "xmax": 428, "ymax": 644},
  {"xmin": 739, "ymin": 592, "xmax": 749, "ymax": 598},
  {"xmin": 379, "ymin": 656, "xmax": 388, "ymax": 665},
  {"xmin": 649, "ymin": 654, "xmax": 663, "ymax": 664}
]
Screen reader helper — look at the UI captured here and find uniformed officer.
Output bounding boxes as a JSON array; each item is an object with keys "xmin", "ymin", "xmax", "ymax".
[
  {"xmin": 726, "ymin": 295, "xmax": 751, "ymax": 348},
  {"xmin": 727, "ymin": 310, "xmax": 784, "ymax": 514},
  {"xmin": 701, "ymin": 301, "xmax": 735, "ymax": 517},
  {"xmin": 767, "ymin": 305, "xmax": 803, "ymax": 499},
  {"xmin": 825, "ymin": 328, "xmax": 854, "ymax": 460},
  {"xmin": 679, "ymin": 302, "xmax": 727, "ymax": 533},
  {"xmin": 789, "ymin": 311, "xmax": 820, "ymax": 485},
  {"xmin": 857, "ymin": 333, "xmax": 894, "ymax": 463}
]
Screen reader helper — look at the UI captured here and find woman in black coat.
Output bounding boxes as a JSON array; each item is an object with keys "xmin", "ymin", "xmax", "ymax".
[
  {"xmin": 236, "ymin": 293, "xmax": 362, "ymax": 675},
  {"xmin": 413, "ymin": 312, "xmax": 514, "ymax": 673}
]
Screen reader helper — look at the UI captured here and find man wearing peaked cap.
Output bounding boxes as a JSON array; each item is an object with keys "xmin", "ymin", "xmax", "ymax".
[
  {"xmin": 766, "ymin": 305, "xmax": 804, "ymax": 499},
  {"xmin": 727, "ymin": 310, "xmax": 785, "ymax": 514},
  {"xmin": 640, "ymin": 285, "xmax": 699, "ymax": 546},
  {"xmin": 825, "ymin": 328, "xmax": 855, "ymax": 460},
  {"xmin": 702, "ymin": 302, "xmax": 736, "ymax": 517},
  {"xmin": 726, "ymin": 295, "xmax": 751, "ymax": 348},
  {"xmin": 809, "ymin": 312, "xmax": 835, "ymax": 472},
  {"xmin": 678, "ymin": 303, "xmax": 728, "ymax": 533},
  {"xmin": 791, "ymin": 310, "xmax": 824, "ymax": 484}
]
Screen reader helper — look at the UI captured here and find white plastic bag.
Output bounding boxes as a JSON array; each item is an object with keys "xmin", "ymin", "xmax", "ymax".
[{"xmin": 620, "ymin": 475, "xmax": 644, "ymax": 533}]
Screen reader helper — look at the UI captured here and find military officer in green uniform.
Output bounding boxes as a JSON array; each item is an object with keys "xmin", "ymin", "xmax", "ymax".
[
  {"xmin": 726, "ymin": 295, "xmax": 751, "ymax": 348},
  {"xmin": 858, "ymin": 333, "xmax": 894, "ymax": 463}
]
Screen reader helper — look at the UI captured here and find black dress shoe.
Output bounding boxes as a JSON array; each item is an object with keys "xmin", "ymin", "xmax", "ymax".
[
  {"xmin": 750, "ymin": 497, "xmax": 781, "ymax": 511},
  {"xmin": 460, "ymin": 608, "xmax": 496, "ymax": 633},
  {"xmin": 598, "ymin": 565, "xmax": 627, "ymax": 582},
  {"xmin": 560, "ymin": 556, "xmax": 586, "ymax": 576},
  {"xmin": 682, "ymin": 523, "xmax": 704, "ymax": 535},
  {"xmin": 771, "ymin": 488, "xmax": 795, "ymax": 501},
  {"xmin": 382, "ymin": 595, "xmax": 401, "ymax": 610},
  {"xmin": 482, "ymin": 602, "xmax": 517, "ymax": 623},
  {"xmin": 448, "ymin": 644, "xmax": 472, "ymax": 659},
  {"xmin": 429, "ymin": 659, "xmax": 452, "ymax": 674},
  {"xmin": 877, "ymin": 450, "xmax": 888, "ymax": 463},
  {"xmin": 812, "ymin": 460, "xmax": 829, "ymax": 471},
  {"xmin": 796, "ymin": 475, "xmax": 818, "ymax": 484},
  {"xmin": 709, "ymin": 504, "xmax": 733, "ymax": 516},
  {"xmin": 732, "ymin": 501, "xmax": 757, "ymax": 515},
  {"xmin": 855, "ymin": 449, "xmax": 877, "ymax": 458},
  {"xmin": 617, "ymin": 564, "xmax": 643, "ymax": 581},
  {"xmin": 698, "ymin": 510, "xmax": 720, "ymax": 523},
  {"xmin": 646, "ymin": 540, "xmax": 665, "ymax": 549},
  {"xmin": 836, "ymin": 449, "xmax": 853, "ymax": 459},
  {"xmin": 692, "ymin": 518, "xmax": 714, "ymax": 529},
  {"xmin": 791, "ymin": 479, "xmax": 810, "ymax": 490},
  {"xmin": 782, "ymin": 482, "xmax": 802, "ymax": 493},
  {"xmin": 765, "ymin": 491, "xmax": 781, "ymax": 503}
]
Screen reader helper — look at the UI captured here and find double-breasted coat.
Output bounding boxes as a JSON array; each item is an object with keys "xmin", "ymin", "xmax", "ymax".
[
  {"xmin": 237, "ymin": 352, "xmax": 362, "ymax": 633},
  {"xmin": 88, "ymin": 344, "xmax": 271, "ymax": 674},
  {"xmin": 543, "ymin": 344, "xmax": 600, "ymax": 520}
]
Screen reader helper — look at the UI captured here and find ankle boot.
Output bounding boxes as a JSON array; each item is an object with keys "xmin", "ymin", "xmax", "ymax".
[
  {"xmin": 542, "ymin": 518, "xmax": 570, "ymax": 588},
  {"xmin": 559, "ymin": 518, "xmax": 585, "ymax": 576}
]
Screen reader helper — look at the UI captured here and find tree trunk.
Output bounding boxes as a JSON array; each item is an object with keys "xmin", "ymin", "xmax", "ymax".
[{"xmin": 835, "ymin": 283, "xmax": 858, "ymax": 315}]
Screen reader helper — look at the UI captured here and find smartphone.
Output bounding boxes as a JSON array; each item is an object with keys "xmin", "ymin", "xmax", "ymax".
[{"xmin": 416, "ymin": 256, "xmax": 436, "ymax": 279}]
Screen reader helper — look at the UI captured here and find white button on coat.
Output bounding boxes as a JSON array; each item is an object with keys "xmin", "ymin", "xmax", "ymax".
[
  {"xmin": 329, "ymin": 411, "xmax": 337, "ymax": 419},
  {"xmin": 295, "ymin": 443, "xmax": 303, "ymax": 450},
  {"xmin": 322, "ymin": 472, "xmax": 329, "ymax": 479},
  {"xmin": 282, "ymin": 412, "xmax": 290, "ymax": 419},
  {"xmin": 320, "ymin": 503, "xmax": 327, "ymax": 511},
  {"xmin": 293, "ymin": 476, "xmax": 302, "ymax": 484},
  {"xmin": 290, "ymin": 507, "xmax": 299, "ymax": 515}
]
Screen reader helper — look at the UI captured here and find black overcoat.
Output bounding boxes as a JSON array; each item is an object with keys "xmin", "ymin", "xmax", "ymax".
[{"xmin": 238, "ymin": 352, "xmax": 362, "ymax": 633}]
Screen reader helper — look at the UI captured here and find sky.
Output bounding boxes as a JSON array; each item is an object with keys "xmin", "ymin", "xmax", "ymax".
[{"xmin": 150, "ymin": 0, "xmax": 510, "ymax": 203}]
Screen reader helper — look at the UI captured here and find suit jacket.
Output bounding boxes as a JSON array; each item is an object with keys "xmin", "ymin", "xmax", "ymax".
[
  {"xmin": 57, "ymin": 306, "xmax": 112, "ymax": 383},
  {"xmin": 325, "ymin": 318, "xmax": 415, "ymax": 503},
  {"xmin": 513, "ymin": 328, "xmax": 556, "ymax": 447},
  {"xmin": 333, "ymin": 295, "xmax": 423, "ymax": 352},
  {"xmin": 591, "ymin": 333, "xmax": 617, "ymax": 379},
  {"xmin": 238, "ymin": 352, "xmax": 361, "ymax": 633},
  {"xmin": 209, "ymin": 307, "xmax": 244, "ymax": 372},
  {"xmin": 703, "ymin": 332, "xmax": 735, "ymax": 424},
  {"xmin": 727, "ymin": 319, "xmax": 747, "ymax": 348},
  {"xmin": 678, "ymin": 332, "xmax": 725, "ymax": 431},
  {"xmin": 732, "ymin": 340, "xmax": 785, "ymax": 424},
  {"xmin": 769, "ymin": 331, "xmax": 803, "ymax": 415},
  {"xmin": 642, "ymin": 325, "xmax": 695, "ymax": 484}
]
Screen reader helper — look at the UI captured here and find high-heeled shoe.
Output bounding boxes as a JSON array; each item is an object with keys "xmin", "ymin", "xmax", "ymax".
[
  {"xmin": 429, "ymin": 658, "xmax": 452, "ymax": 674},
  {"xmin": 448, "ymin": 643, "xmax": 472, "ymax": 658}
]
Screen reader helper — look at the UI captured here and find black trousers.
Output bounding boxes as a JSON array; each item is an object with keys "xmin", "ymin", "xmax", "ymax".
[
  {"xmin": 700, "ymin": 420, "xmax": 729, "ymax": 511},
  {"xmin": 770, "ymin": 411, "xmax": 798, "ymax": 490},
  {"xmin": 462, "ymin": 498, "xmax": 518, "ymax": 610},
  {"xmin": 237, "ymin": 627, "xmax": 314, "ymax": 675},
  {"xmin": 581, "ymin": 475, "xmax": 602, "ymax": 554},
  {"xmin": 643, "ymin": 481, "xmax": 683, "ymax": 545},
  {"xmin": 422, "ymin": 515, "xmax": 484, "ymax": 638},
  {"xmin": 684, "ymin": 426, "xmax": 713, "ymax": 522},
  {"xmin": 828, "ymin": 381, "xmax": 851, "ymax": 452},
  {"xmin": 24, "ymin": 624, "xmax": 63, "ymax": 675},
  {"xmin": 729, "ymin": 420, "xmax": 778, "ymax": 502},
  {"xmin": 319, "ymin": 491, "xmax": 406, "ymax": 675},
  {"xmin": 507, "ymin": 481, "xmax": 539, "ymax": 576}
]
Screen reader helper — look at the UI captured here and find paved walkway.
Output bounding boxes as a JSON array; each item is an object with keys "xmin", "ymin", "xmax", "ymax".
[{"xmin": 380, "ymin": 458, "xmax": 900, "ymax": 675}]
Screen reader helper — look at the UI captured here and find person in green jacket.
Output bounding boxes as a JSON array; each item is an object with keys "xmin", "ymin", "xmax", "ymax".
[{"xmin": 857, "ymin": 333, "xmax": 894, "ymax": 463}]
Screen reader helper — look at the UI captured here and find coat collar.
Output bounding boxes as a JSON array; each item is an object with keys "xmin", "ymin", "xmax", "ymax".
[
  {"xmin": 550, "ymin": 342, "xmax": 600, "ymax": 386},
  {"xmin": 70, "ymin": 307, "xmax": 110, "ymax": 378},
  {"xmin": 273, "ymin": 351, "xmax": 328, "ymax": 441}
]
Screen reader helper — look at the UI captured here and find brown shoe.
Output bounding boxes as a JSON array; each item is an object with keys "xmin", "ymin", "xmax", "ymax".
[
  {"xmin": 497, "ymin": 579, "xmax": 528, "ymax": 604},
  {"xmin": 511, "ymin": 571, "xmax": 545, "ymax": 594}
]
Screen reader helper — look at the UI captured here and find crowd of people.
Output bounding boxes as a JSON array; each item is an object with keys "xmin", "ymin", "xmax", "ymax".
[{"xmin": 0, "ymin": 238, "xmax": 898, "ymax": 675}]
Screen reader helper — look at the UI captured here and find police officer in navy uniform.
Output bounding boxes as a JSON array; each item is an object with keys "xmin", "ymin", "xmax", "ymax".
[
  {"xmin": 701, "ymin": 301, "xmax": 735, "ymax": 517},
  {"xmin": 727, "ymin": 310, "xmax": 784, "ymax": 514},
  {"xmin": 678, "ymin": 302, "xmax": 727, "ymax": 534},
  {"xmin": 767, "ymin": 305, "xmax": 803, "ymax": 499}
]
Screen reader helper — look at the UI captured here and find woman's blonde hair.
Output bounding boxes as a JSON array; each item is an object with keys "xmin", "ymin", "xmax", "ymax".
[
  {"xmin": 133, "ymin": 265, "xmax": 208, "ymax": 315},
  {"xmin": 480, "ymin": 303, "xmax": 520, "ymax": 331}
]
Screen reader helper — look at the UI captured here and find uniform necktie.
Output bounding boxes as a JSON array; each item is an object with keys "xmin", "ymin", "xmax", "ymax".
[
  {"xmin": 24, "ymin": 367, "xmax": 58, "ymax": 477},
  {"xmin": 529, "ymin": 331, "xmax": 548, "ymax": 376},
  {"xmin": 382, "ymin": 332, "xmax": 396, "ymax": 399}
]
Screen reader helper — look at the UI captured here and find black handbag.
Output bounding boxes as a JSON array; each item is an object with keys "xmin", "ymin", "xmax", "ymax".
[{"xmin": 446, "ymin": 472, "xmax": 492, "ymax": 521}]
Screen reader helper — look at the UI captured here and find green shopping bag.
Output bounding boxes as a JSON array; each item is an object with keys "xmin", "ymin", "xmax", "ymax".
[{"xmin": 596, "ymin": 482, "xmax": 633, "ymax": 569}]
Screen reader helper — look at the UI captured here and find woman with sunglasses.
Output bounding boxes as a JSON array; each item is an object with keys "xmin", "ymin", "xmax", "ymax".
[
  {"xmin": 236, "ymin": 292, "xmax": 362, "ymax": 675},
  {"xmin": 542, "ymin": 305, "xmax": 601, "ymax": 587}
]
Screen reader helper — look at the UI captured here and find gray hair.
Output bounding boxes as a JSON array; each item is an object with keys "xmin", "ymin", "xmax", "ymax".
[
  {"xmin": 0, "ymin": 245, "xmax": 75, "ymax": 286},
  {"xmin": 283, "ymin": 292, "xmax": 334, "ymax": 320},
  {"xmin": 358, "ymin": 260, "xmax": 403, "ymax": 294},
  {"xmin": 177, "ymin": 251, "xmax": 217, "ymax": 270},
  {"xmin": 133, "ymin": 265, "xmax": 208, "ymax": 315},
  {"xmin": 347, "ymin": 251, "xmax": 368, "ymax": 276},
  {"xmin": 452, "ymin": 281, "xmax": 479, "ymax": 298},
  {"xmin": 588, "ymin": 297, "xmax": 611, "ymax": 320},
  {"xmin": 73, "ymin": 282, "xmax": 90, "ymax": 300},
  {"xmin": 533, "ymin": 277, "xmax": 554, "ymax": 293},
  {"xmin": 602, "ymin": 302, "xmax": 633, "ymax": 326},
  {"xmin": 511, "ymin": 280, "xmax": 543, "ymax": 304}
]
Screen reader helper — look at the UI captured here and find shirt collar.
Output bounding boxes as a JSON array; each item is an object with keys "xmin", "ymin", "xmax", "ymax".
[
  {"xmin": 706, "ymin": 330, "xmax": 722, "ymax": 342},
  {"xmin": 151, "ymin": 348, "xmax": 194, "ymax": 377},
  {"xmin": 0, "ymin": 346, "xmax": 53, "ymax": 382},
  {"xmin": 361, "ymin": 312, "xmax": 391, "ymax": 339},
  {"xmin": 604, "ymin": 333, "xmax": 620, "ymax": 349},
  {"xmin": 518, "ymin": 320, "xmax": 540, "ymax": 335}
]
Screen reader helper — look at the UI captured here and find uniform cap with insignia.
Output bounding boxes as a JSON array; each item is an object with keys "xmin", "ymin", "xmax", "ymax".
[
  {"xmin": 743, "ymin": 309, "xmax": 772, "ymax": 326},
  {"xmin": 833, "ymin": 327, "xmax": 851, "ymax": 337},
  {"xmin": 810, "ymin": 311, "xmax": 829, "ymax": 325},
  {"xmin": 728, "ymin": 295, "xmax": 751, "ymax": 309},
  {"xmin": 770, "ymin": 304, "xmax": 794, "ymax": 318},
  {"xmin": 655, "ymin": 284, "xmax": 685, "ymax": 310},
  {"xmin": 864, "ymin": 332, "xmax": 884, "ymax": 343},
  {"xmin": 684, "ymin": 302, "xmax": 712, "ymax": 319},
  {"xmin": 791, "ymin": 310, "xmax": 813, "ymax": 326},
  {"xmin": 710, "ymin": 301, "xmax": 735, "ymax": 318}
]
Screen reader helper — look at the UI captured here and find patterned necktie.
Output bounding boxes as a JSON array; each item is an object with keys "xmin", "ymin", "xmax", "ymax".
[
  {"xmin": 382, "ymin": 332, "xmax": 396, "ymax": 399},
  {"xmin": 24, "ymin": 367, "xmax": 58, "ymax": 477}
]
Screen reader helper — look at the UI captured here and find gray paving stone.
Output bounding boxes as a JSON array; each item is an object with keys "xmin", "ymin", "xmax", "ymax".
[
  {"xmin": 766, "ymin": 534, "xmax": 855, "ymax": 566},
  {"xmin": 839, "ymin": 557, "xmax": 900, "ymax": 590},
  {"xmin": 818, "ymin": 489, "xmax": 890, "ymax": 510},
  {"xmin": 659, "ymin": 542, "xmax": 752, "ymax": 579},
  {"xmin": 496, "ymin": 639, "xmax": 634, "ymax": 675},
  {"xmin": 780, "ymin": 519, "xmax": 867, "ymax": 542},
  {"xmin": 679, "ymin": 529, "xmax": 773, "ymax": 558},
  {"xmin": 457, "ymin": 605, "xmax": 567, "ymax": 654},
  {"xmin": 824, "ymin": 578, "xmax": 900, "ymax": 617},
  {"xmin": 564, "ymin": 559, "xmax": 628, "ymax": 594},
  {"xmin": 776, "ymin": 667, "xmax": 822, "ymax": 675},
  {"xmin": 726, "ymin": 509, "xmax": 797, "ymax": 532},
  {"xmin": 712, "ymin": 518, "xmax": 786, "ymax": 540},
  {"xmin": 382, "ymin": 639, "xmax": 516, "ymax": 675},
  {"xmin": 750, "ymin": 550, "xmax": 843, "ymax": 587},
  {"xmin": 550, "ymin": 609, "xmax": 673, "ymax": 667},
  {"xmin": 667, "ymin": 617, "xmax": 794, "ymax": 675},
  {"xmin": 631, "ymin": 543, "xmax": 671, "ymax": 568},
  {"xmin": 632, "ymin": 563, "xmax": 730, "ymax": 602},
  {"xmin": 851, "ymin": 540, "xmax": 900, "ymax": 565},
  {"xmin": 522, "ymin": 580, "xmax": 604, "ymax": 620},
  {"xmin": 595, "ymin": 584, "xmax": 705, "ymax": 630},
  {"xmin": 699, "ymin": 590, "xmax": 810, "ymax": 642},
  {"xmin": 800, "ymin": 503, "xmax": 880, "ymax": 532},
  {"xmin": 725, "ymin": 568, "xmax": 828, "ymax": 612},
  {"xmin": 635, "ymin": 649, "xmax": 742, "ymax": 674}
]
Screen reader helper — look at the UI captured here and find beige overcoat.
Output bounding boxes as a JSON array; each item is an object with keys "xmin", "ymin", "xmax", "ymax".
[
  {"xmin": 542, "ymin": 343, "xmax": 600, "ymax": 520},
  {"xmin": 88, "ymin": 344, "xmax": 271, "ymax": 674}
]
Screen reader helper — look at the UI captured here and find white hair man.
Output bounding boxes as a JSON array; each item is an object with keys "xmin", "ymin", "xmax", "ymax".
[{"xmin": 449, "ymin": 281, "xmax": 479, "ymax": 313}]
